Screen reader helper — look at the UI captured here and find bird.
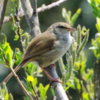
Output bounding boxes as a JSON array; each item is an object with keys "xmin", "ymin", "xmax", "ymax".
[{"xmin": 1, "ymin": 22, "xmax": 75, "ymax": 84}]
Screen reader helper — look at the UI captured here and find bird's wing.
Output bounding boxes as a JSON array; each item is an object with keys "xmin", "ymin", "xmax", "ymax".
[{"xmin": 22, "ymin": 31, "xmax": 57, "ymax": 60}]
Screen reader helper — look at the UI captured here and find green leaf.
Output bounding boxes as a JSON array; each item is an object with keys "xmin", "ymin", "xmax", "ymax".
[
  {"xmin": 96, "ymin": 18, "xmax": 100, "ymax": 32},
  {"xmin": 74, "ymin": 77, "xmax": 81, "ymax": 90},
  {"xmin": 21, "ymin": 33, "xmax": 26, "ymax": 37},
  {"xmin": 4, "ymin": 42, "xmax": 13, "ymax": 66},
  {"xmin": 0, "ymin": 42, "xmax": 3, "ymax": 51},
  {"xmin": 82, "ymin": 92, "xmax": 89, "ymax": 100},
  {"xmin": 39, "ymin": 83, "xmax": 47, "ymax": 100},
  {"xmin": 1, "ymin": 33, "xmax": 7, "ymax": 43},
  {"xmin": 5, "ymin": 93, "xmax": 9, "ymax": 100},
  {"xmin": 62, "ymin": 8, "xmax": 66, "ymax": 18},
  {"xmin": 45, "ymin": 84, "xmax": 49, "ymax": 92},
  {"xmin": 66, "ymin": 79, "xmax": 75, "ymax": 89},
  {"xmin": 32, "ymin": 78, "xmax": 38, "ymax": 88},
  {"xmin": 15, "ymin": 48, "xmax": 22, "ymax": 64},
  {"xmin": 50, "ymin": 88, "xmax": 55, "ymax": 96},
  {"xmin": 14, "ymin": 35, "xmax": 19, "ymax": 41},
  {"xmin": 20, "ymin": 29, "xmax": 23, "ymax": 34},
  {"xmin": 71, "ymin": 8, "xmax": 81, "ymax": 25},
  {"xmin": 85, "ymin": 69, "xmax": 93, "ymax": 80},
  {"xmin": 89, "ymin": 47, "xmax": 97, "ymax": 50},
  {"xmin": 80, "ymin": 61, "xmax": 85, "ymax": 75}
]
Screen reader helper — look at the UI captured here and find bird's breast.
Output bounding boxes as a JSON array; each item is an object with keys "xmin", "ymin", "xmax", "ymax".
[{"xmin": 37, "ymin": 36, "xmax": 72, "ymax": 67}]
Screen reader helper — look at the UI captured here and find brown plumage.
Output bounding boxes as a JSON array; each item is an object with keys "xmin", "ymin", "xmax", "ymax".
[{"xmin": 1, "ymin": 22, "xmax": 75, "ymax": 84}]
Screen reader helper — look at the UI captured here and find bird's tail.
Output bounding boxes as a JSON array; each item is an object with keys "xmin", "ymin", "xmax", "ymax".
[{"xmin": 0, "ymin": 62, "xmax": 24, "ymax": 85}]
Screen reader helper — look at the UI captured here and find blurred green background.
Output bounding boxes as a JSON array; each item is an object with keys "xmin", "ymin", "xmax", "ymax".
[{"xmin": 0, "ymin": 0, "xmax": 96, "ymax": 100}]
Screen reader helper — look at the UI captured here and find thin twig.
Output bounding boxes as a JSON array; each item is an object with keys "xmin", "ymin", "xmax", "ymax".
[
  {"xmin": 3, "ymin": 0, "xmax": 66, "ymax": 23},
  {"xmin": 66, "ymin": 91, "xmax": 72, "ymax": 100},
  {"xmin": 94, "ymin": 62, "xmax": 98, "ymax": 100},
  {"xmin": 14, "ymin": 8, "xmax": 24, "ymax": 52},
  {"xmin": 3, "ymin": 54, "xmax": 33, "ymax": 100},
  {"xmin": 33, "ymin": 0, "xmax": 37, "ymax": 15},
  {"xmin": 37, "ymin": 0, "xmax": 66, "ymax": 12},
  {"xmin": 81, "ymin": 78, "xmax": 92, "ymax": 100},
  {"xmin": 30, "ymin": 0, "xmax": 41, "ymax": 37},
  {"xmin": 99, "ymin": 60, "xmax": 100, "ymax": 88},
  {"xmin": 21, "ymin": 0, "xmax": 41, "ymax": 37},
  {"xmin": 2, "ymin": 0, "xmax": 69, "ymax": 99},
  {"xmin": 17, "ymin": 25, "xmax": 24, "ymax": 52},
  {"xmin": 79, "ymin": 65, "xmax": 83, "ymax": 100},
  {"xmin": 46, "ymin": 66, "xmax": 69, "ymax": 100},
  {"xmin": 21, "ymin": 0, "xmax": 69, "ymax": 99},
  {"xmin": 9, "ymin": 67, "xmax": 33, "ymax": 100},
  {"xmin": 0, "ymin": 0, "xmax": 8, "ymax": 32},
  {"xmin": 26, "ymin": 67, "xmax": 39, "ymax": 100},
  {"xmin": 30, "ymin": 81, "xmax": 39, "ymax": 100},
  {"xmin": 58, "ymin": 58, "xmax": 66, "ymax": 87}
]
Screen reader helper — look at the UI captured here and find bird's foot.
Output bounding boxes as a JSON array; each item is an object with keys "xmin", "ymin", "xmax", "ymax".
[
  {"xmin": 52, "ymin": 64, "xmax": 56, "ymax": 68},
  {"xmin": 49, "ymin": 77, "xmax": 62, "ymax": 86},
  {"xmin": 41, "ymin": 67, "xmax": 62, "ymax": 86}
]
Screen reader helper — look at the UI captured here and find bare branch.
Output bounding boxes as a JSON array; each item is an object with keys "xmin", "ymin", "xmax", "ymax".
[
  {"xmin": 33, "ymin": 0, "xmax": 37, "ymax": 15},
  {"xmin": 14, "ymin": 8, "xmax": 25, "ymax": 53},
  {"xmin": 21, "ymin": 0, "xmax": 41, "ymax": 37},
  {"xmin": 3, "ymin": 54, "xmax": 33, "ymax": 100},
  {"xmin": 46, "ymin": 66, "xmax": 69, "ymax": 100},
  {"xmin": 3, "ymin": 0, "xmax": 66, "ymax": 23},
  {"xmin": 0, "ymin": 0, "xmax": 8, "ymax": 32},
  {"xmin": 20, "ymin": 0, "xmax": 69, "ymax": 99},
  {"xmin": 2, "ymin": 0, "xmax": 69, "ymax": 100},
  {"xmin": 38, "ymin": 0, "xmax": 66, "ymax": 12},
  {"xmin": 9, "ymin": 67, "xmax": 34, "ymax": 100}
]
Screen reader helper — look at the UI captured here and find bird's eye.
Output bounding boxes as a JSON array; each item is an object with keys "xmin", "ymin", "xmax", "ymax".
[{"xmin": 56, "ymin": 26, "xmax": 66, "ymax": 29}]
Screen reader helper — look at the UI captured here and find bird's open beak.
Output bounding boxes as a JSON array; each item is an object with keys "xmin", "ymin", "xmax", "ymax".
[{"xmin": 68, "ymin": 27, "xmax": 76, "ymax": 31}]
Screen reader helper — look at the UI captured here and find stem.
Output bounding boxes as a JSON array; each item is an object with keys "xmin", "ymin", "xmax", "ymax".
[
  {"xmin": 0, "ymin": 0, "xmax": 8, "ymax": 32},
  {"xmin": 30, "ymin": 81, "xmax": 39, "ymax": 100},
  {"xmin": 15, "ymin": 7, "xmax": 24, "ymax": 53},
  {"xmin": 3, "ymin": 0, "xmax": 66, "ymax": 23},
  {"xmin": 79, "ymin": 65, "xmax": 83, "ymax": 100},
  {"xmin": 3, "ymin": 55, "xmax": 33, "ymax": 100},
  {"xmin": 59, "ymin": 58, "xmax": 66, "ymax": 87},
  {"xmin": 9, "ymin": 67, "xmax": 33, "ymax": 100}
]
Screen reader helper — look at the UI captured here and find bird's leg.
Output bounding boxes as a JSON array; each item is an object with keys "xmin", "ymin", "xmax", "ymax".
[
  {"xmin": 52, "ymin": 64, "xmax": 56, "ymax": 68},
  {"xmin": 41, "ymin": 67, "xmax": 62, "ymax": 85}
]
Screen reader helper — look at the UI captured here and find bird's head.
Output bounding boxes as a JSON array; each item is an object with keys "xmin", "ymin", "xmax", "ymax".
[{"xmin": 49, "ymin": 22, "xmax": 75, "ymax": 35}]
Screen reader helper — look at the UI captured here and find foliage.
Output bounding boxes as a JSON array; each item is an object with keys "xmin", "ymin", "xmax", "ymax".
[
  {"xmin": 0, "ymin": 83, "xmax": 13, "ymax": 100},
  {"xmin": 87, "ymin": 0, "xmax": 100, "ymax": 18},
  {"xmin": 62, "ymin": 8, "xmax": 81, "ymax": 26},
  {"xmin": 61, "ymin": 9, "xmax": 92, "ymax": 99},
  {"xmin": 0, "ymin": 2, "xmax": 84, "ymax": 99},
  {"xmin": 1, "ymin": 0, "xmax": 100, "ymax": 100},
  {"xmin": 88, "ymin": 1, "xmax": 100, "ymax": 99}
]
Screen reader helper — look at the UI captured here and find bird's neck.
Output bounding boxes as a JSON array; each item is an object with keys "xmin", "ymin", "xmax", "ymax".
[{"xmin": 56, "ymin": 31, "xmax": 71, "ymax": 41}]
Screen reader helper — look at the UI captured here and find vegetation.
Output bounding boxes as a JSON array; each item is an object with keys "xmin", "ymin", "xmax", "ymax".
[{"xmin": 0, "ymin": 0, "xmax": 100, "ymax": 100}]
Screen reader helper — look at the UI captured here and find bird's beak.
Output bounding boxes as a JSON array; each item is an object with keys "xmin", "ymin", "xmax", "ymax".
[{"xmin": 68, "ymin": 27, "xmax": 76, "ymax": 31}]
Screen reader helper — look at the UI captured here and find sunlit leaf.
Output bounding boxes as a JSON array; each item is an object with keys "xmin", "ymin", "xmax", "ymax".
[
  {"xmin": 5, "ymin": 93, "xmax": 9, "ymax": 100},
  {"xmin": 4, "ymin": 42, "xmax": 12, "ymax": 66}
]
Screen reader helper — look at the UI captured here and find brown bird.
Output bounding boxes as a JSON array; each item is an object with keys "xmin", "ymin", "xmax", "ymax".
[{"xmin": 1, "ymin": 22, "xmax": 75, "ymax": 84}]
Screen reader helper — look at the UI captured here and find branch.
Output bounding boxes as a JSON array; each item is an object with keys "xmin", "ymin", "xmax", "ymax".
[
  {"xmin": 3, "ymin": 0, "xmax": 66, "ymax": 23},
  {"xmin": 0, "ymin": 0, "xmax": 8, "ymax": 32},
  {"xmin": 21, "ymin": 0, "xmax": 41, "ymax": 37},
  {"xmin": 46, "ymin": 66, "xmax": 69, "ymax": 100},
  {"xmin": 14, "ymin": 8, "xmax": 25, "ymax": 53},
  {"xmin": 21, "ymin": 0, "xmax": 69, "ymax": 100},
  {"xmin": 37, "ymin": 0, "xmax": 66, "ymax": 12},
  {"xmin": 3, "ymin": 54, "xmax": 33, "ymax": 100},
  {"xmin": 78, "ymin": 65, "xmax": 83, "ymax": 100},
  {"xmin": 9, "ymin": 67, "xmax": 34, "ymax": 100}
]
